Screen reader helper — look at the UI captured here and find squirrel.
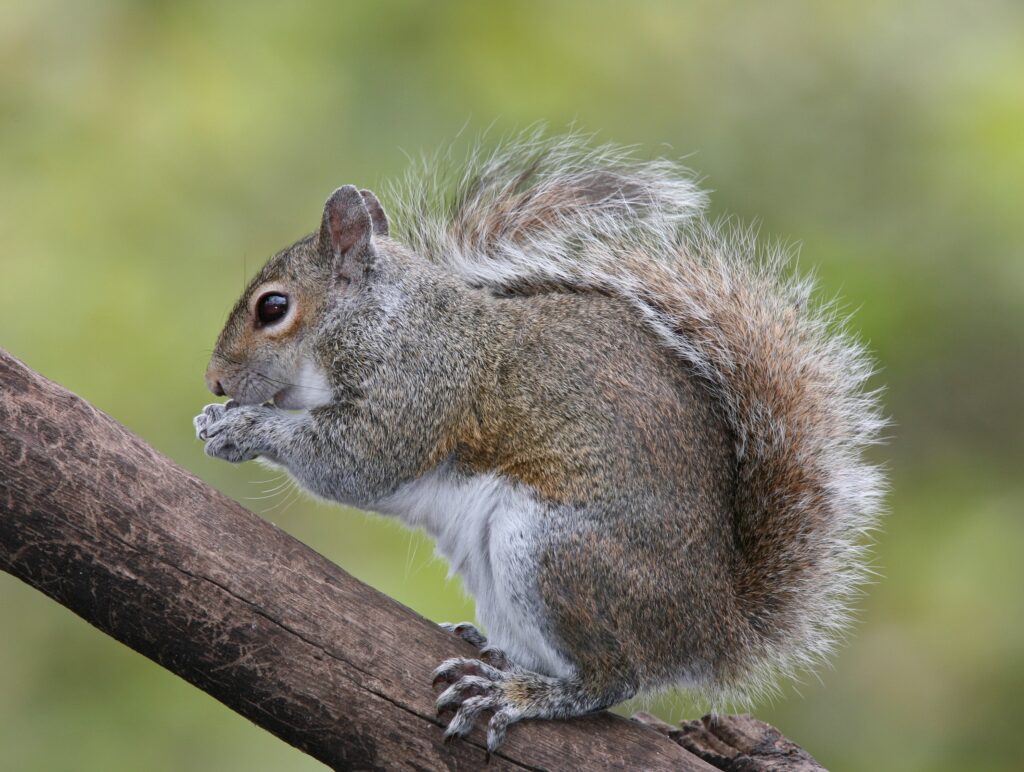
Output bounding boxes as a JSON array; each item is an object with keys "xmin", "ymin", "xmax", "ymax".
[{"xmin": 194, "ymin": 133, "xmax": 885, "ymax": 753}]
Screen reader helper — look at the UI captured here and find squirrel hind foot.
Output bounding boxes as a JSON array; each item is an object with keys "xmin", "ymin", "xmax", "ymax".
[{"xmin": 432, "ymin": 656, "xmax": 635, "ymax": 753}]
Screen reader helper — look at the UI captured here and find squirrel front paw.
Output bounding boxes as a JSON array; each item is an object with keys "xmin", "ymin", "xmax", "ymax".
[{"xmin": 193, "ymin": 402, "xmax": 275, "ymax": 463}]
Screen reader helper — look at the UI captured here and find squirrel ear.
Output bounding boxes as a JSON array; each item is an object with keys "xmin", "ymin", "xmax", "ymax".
[
  {"xmin": 319, "ymin": 185, "xmax": 375, "ymax": 265},
  {"xmin": 360, "ymin": 189, "xmax": 389, "ymax": 237}
]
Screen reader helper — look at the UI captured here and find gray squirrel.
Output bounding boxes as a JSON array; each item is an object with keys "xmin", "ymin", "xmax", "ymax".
[{"xmin": 193, "ymin": 134, "xmax": 885, "ymax": 753}]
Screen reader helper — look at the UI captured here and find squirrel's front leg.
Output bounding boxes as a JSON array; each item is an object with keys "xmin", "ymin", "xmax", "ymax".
[
  {"xmin": 194, "ymin": 402, "xmax": 292, "ymax": 464},
  {"xmin": 194, "ymin": 401, "xmax": 413, "ymax": 507}
]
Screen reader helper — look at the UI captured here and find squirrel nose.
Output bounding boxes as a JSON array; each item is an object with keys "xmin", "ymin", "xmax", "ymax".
[{"xmin": 205, "ymin": 368, "xmax": 227, "ymax": 397}]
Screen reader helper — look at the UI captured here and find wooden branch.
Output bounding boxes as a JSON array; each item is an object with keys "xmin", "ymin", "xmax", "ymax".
[
  {"xmin": 0, "ymin": 348, "xmax": 714, "ymax": 770},
  {"xmin": 633, "ymin": 713, "xmax": 825, "ymax": 771}
]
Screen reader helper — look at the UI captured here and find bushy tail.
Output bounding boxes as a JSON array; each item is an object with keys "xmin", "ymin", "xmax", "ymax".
[{"xmin": 390, "ymin": 131, "xmax": 887, "ymax": 698}]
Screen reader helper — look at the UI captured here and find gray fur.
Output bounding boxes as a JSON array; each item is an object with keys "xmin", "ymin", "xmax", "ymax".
[
  {"xmin": 388, "ymin": 130, "xmax": 887, "ymax": 700},
  {"xmin": 196, "ymin": 131, "xmax": 886, "ymax": 750}
]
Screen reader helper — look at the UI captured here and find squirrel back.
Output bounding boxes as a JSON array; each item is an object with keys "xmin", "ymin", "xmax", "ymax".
[{"xmin": 388, "ymin": 132, "xmax": 886, "ymax": 700}]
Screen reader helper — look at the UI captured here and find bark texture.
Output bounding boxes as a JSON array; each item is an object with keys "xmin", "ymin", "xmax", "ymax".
[
  {"xmin": 0, "ymin": 348, "xmax": 712, "ymax": 770},
  {"xmin": 633, "ymin": 713, "xmax": 826, "ymax": 771},
  {"xmin": 0, "ymin": 348, "xmax": 822, "ymax": 770}
]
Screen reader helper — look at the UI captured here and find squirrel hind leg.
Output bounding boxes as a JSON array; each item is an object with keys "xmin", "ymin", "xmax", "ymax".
[{"xmin": 432, "ymin": 657, "xmax": 635, "ymax": 752}]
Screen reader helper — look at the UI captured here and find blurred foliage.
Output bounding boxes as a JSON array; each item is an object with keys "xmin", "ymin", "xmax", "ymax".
[{"xmin": 2, "ymin": 1, "xmax": 1022, "ymax": 770}]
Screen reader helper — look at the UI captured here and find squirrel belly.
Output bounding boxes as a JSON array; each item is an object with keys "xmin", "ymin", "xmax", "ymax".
[{"xmin": 377, "ymin": 462, "xmax": 577, "ymax": 680}]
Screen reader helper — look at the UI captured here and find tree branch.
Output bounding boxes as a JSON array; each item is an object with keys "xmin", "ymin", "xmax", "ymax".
[{"xmin": 0, "ymin": 348, "xmax": 717, "ymax": 770}]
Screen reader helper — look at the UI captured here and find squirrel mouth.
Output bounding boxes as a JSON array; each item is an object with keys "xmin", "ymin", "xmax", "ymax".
[{"xmin": 272, "ymin": 387, "xmax": 307, "ymax": 410}]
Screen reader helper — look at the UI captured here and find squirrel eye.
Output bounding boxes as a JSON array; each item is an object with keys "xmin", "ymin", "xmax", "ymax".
[{"xmin": 256, "ymin": 293, "xmax": 289, "ymax": 326}]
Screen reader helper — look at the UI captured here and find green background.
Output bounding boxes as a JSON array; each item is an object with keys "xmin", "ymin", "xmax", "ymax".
[{"xmin": 2, "ymin": 2, "xmax": 1022, "ymax": 770}]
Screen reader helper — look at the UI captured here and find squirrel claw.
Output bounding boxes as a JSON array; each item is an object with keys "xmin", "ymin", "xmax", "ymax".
[
  {"xmin": 438, "ymin": 623, "xmax": 514, "ymax": 671},
  {"xmin": 479, "ymin": 646, "xmax": 511, "ymax": 670},
  {"xmin": 432, "ymin": 672, "xmax": 455, "ymax": 689},
  {"xmin": 193, "ymin": 402, "xmax": 272, "ymax": 464},
  {"xmin": 431, "ymin": 657, "xmax": 501, "ymax": 690},
  {"xmin": 432, "ymin": 660, "xmax": 524, "ymax": 753},
  {"xmin": 194, "ymin": 403, "xmax": 228, "ymax": 442},
  {"xmin": 439, "ymin": 621, "xmax": 488, "ymax": 649}
]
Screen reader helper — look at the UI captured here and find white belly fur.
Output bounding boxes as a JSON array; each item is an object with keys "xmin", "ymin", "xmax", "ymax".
[{"xmin": 376, "ymin": 462, "xmax": 575, "ymax": 678}]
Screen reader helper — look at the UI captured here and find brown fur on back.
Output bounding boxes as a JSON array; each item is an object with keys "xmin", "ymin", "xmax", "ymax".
[{"xmin": 391, "ymin": 132, "xmax": 886, "ymax": 701}]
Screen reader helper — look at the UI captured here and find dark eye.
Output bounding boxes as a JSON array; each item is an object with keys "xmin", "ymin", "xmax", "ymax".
[{"xmin": 256, "ymin": 293, "xmax": 289, "ymax": 326}]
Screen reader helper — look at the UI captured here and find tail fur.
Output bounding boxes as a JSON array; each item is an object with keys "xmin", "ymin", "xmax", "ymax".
[{"xmin": 389, "ymin": 130, "xmax": 886, "ymax": 700}]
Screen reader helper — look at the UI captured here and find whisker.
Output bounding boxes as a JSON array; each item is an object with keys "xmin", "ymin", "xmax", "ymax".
[
  {"xmin": 264, "ymin": 482, "xmax": 303, "ymax": 515},
  {"xmin": 254, "ymin": 371, "xmax": 333, "ymax": 393},
  {"xmin": 404, "ymin": 532, "xmax": 420, "ymax": 582},
  {"xmin": 261, "ymin": 478, "xmax": 294, "ymax": 496},
  {"xmin": 246, "ymin": 489, "xmax": 290, "ymax": 502},
  {"xmin": 262, "ymin": 478, "xmax": 300, "ymax": 514},
  {"xmin": 217, "ymin": 354, "xmax": 334, "ymax": 393}
]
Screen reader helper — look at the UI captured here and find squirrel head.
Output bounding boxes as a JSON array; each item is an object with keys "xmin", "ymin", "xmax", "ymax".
[{"xmin": 205, "ymin": 185, "xmax": 390, "ymax": 409}]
